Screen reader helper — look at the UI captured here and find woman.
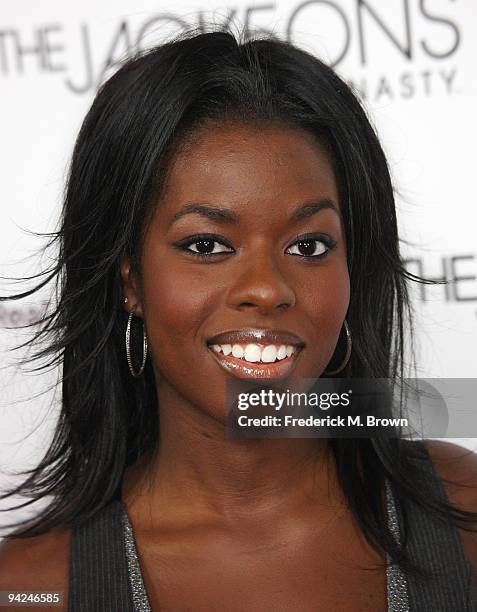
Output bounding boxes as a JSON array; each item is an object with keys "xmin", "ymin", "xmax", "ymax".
[{"xmin": 1, "ymin": 28, "xmax": 477, "ymax": 611}]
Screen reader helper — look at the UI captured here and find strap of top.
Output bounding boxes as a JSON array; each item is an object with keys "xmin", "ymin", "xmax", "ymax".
[
  {"xmin": 68, "ymin": 499, "xmax": 135, "ymax": 612},
  {"xmin": 399, "ymin": 441, "xmax": 477, "ymax": 611},
  {"xmin": 385, "ymin": 479, "xmax": 409, "ymax": 611},
  {"xmin": 121, "ymin": 507, "xmax": 152, "ymax": 611}
]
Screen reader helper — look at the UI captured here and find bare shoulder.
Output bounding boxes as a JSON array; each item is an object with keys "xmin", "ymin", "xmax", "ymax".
[
  {"xmin": 423, "ymin": 439, "xmax": 477, "ymax": 573},
  {"xmin": 0, "ymin": 526, "xmax": 71, "ymax": 611},
  {"xmin": 424, "ymin": 439, "xmax": 477, "ymax": 503}
]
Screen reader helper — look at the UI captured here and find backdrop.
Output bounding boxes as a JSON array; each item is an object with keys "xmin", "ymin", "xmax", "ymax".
[{"xmin": 1, "ymin": 1, "xmax": 476, "ymax": 531}]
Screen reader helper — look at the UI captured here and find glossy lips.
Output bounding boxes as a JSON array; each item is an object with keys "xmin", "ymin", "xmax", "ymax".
[{"xmin": 206, "ymin": 328, "xmax": 305, "ymax": 379}]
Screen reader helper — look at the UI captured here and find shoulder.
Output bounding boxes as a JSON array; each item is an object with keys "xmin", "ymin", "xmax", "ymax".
[
  {"xmin": 423, "ymin": 439, "xmax": 477, "ymax": 574},
  {"xmin": 0, "ymin": 526, "xmax": 71, "ymax": 611},
  {"xmin": 424, "ymin": 439, "xmax": 477, "ymax": 506}
]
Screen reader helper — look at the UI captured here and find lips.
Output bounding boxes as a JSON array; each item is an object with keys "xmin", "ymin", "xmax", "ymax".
[
  {"xmin": 206, "ymin": 328, "xmax": 305, "ymax": 379},
  {"xmin": 206, "ymin": 328, "xmax": 305, "ymax": 348}
]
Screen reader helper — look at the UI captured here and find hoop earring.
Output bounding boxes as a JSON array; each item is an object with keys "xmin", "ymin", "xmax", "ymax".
[
  {"xmin": 126, "ymin": 304, "xmax": 148, "ymax": 377},
  {"xmin": 324, "ymin": 319, "xmax": 352, "ymax": 376}
]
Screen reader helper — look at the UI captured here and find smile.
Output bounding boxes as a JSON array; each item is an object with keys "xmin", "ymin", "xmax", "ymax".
[{"xmin": 207, "ymin": 342, "xmax": 304, "ymax": 379}]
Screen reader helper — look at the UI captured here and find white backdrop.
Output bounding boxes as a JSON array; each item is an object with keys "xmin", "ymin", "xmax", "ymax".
[{"xmin": 1, "ymin": 1, "xmax": 476, "ymax": 532}]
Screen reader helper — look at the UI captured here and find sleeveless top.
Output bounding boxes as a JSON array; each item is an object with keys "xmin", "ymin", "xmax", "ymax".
[{"xmin": 68, "ymin": 449, "xmax": 477, "ymax": 611}]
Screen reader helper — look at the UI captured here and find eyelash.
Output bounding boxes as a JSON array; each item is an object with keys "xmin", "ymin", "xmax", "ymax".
[{"xmin": 173, "ymin": 233, "xmax": 338, "ymax": 261}]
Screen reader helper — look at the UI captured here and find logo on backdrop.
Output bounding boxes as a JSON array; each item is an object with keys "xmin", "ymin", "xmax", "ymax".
[
  {"xmin": 403, "ymin": 254, "xmax": 477, "ymax": 308},
  {"xmin": 0, "ymin": 0, "xmax": 462, "ymax": 100}
]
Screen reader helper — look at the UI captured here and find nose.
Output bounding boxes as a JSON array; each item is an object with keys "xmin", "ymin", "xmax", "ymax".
[{"xmin": 226, "ymin": 249, "xmax": 296, "ymax": 314}]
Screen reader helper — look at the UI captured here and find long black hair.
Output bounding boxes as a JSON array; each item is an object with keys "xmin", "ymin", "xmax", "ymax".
[{"xmin": 1, "ymin": 27, "xmax": 476, "ymax": 577}]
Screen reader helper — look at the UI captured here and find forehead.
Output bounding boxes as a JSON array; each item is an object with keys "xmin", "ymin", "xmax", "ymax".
[{"xmin": 156, "ymin": 122, "xmax": 340, "ymax": 221}]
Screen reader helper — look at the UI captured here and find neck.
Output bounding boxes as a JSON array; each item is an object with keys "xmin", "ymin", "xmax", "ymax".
[{"xmin": 122, "ymin": 385, "xmax": 342, "ymax": 531}]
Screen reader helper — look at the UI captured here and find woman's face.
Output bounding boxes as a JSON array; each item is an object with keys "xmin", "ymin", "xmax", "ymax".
[{"xmin": 121, "ymin": 122, "xmax": 350, "ymax": 422}]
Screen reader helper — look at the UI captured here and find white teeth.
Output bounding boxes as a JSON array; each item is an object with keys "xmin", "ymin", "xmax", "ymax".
[
  {"xmin": 261, "ymin": 345, "xmax": 277, "ymax": 363},
  {"xmin": 210, "ymin": 342, "xmax": 297, "ymax": 364},
  {"xmin": 244, "ymin": 343, "xmax": 261, "ymax": 362},
  {"xmin": 232, "ymin": 344, "xmax": 244, "ymax": 358}
]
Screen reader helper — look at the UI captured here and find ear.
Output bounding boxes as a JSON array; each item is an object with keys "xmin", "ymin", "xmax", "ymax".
[{"xmin": 120, "ymin": 256, "xmax": 143, "ymax": 318}]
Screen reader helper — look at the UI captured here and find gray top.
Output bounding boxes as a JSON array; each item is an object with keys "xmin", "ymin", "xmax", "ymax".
[{"xmin": 68, "ymin": 448, "xmax": 477, "ymax": 611}]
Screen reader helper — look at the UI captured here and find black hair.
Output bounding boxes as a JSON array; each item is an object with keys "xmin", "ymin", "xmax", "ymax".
[{"xmin": 1, "ymin": 26, "xmax": 476, "ymax": 578}]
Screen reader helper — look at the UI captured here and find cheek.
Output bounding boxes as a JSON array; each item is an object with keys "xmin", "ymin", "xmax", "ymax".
[
  {"xmin": 307, "ymin": 267, "xmax": 349, "ymax": 317},
  {"xmin": 140, "ymin": 255, "xmax": 217, "ymax": 366},
  {"xmin": 300, "ymin": 262, "xmax": 350, "ymax": 365}
]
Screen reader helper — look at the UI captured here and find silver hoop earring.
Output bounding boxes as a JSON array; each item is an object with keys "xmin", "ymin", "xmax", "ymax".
[
  {"xmin": 126, "ymin": 305, "xmax": 148, "ymax": 377},
  {"xmin": 324, "ymin": 319, "xmax": 352, "ymax": 376}
]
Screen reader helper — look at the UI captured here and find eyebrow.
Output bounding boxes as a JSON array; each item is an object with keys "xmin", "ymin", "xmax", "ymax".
[{"xmin": 171, "ymin": 198, "xmax": 340, "ymax": 225}]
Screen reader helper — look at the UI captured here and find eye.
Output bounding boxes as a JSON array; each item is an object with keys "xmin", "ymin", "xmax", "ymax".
[
  {"xmin": 286, "ymin": 234, "xmax": 337, "ymax": 259},
  {"xmin": 188, "ymin": 239, "xmax": 232, "ymax": 255},
  {"xmin": 174, "ymin": 234, "xmax": 234, "ymax": 258}
]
